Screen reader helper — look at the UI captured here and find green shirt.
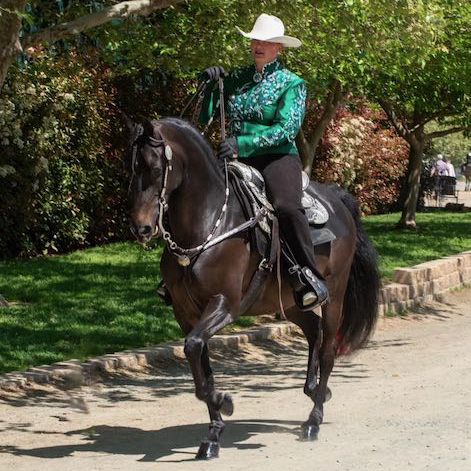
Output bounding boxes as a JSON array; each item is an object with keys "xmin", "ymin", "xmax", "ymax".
[{"xmin": 199, "ymin": 59, "xmax": 306, "ymax": 158}]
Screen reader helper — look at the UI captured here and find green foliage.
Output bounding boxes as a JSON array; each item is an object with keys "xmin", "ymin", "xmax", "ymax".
[
  {"xmin": 0, "ymin": 50, "xmax": 128, "ymax": 257},
  {"xmin": 368, "ymin": 0, "xmax": 471, "ymax": 126},
  {"xmin": 425, "ymin": 123, "xmax": 471, "ymax": 166}
]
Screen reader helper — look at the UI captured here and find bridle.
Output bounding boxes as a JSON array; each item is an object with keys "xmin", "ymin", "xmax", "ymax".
[{"xmin": 129, "ymin": 80, "xmax": 266, "ymax": 267}]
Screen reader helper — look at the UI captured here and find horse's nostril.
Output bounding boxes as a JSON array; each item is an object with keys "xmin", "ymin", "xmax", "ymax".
[{"xmin": 138, "ymin": 225, "xmax": 152, "ymax": 237}]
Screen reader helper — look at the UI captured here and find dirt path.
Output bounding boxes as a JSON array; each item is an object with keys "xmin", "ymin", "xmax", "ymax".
[{"xmin": 0, "ymin": 290, "xmax": 470, "ymax": 471}]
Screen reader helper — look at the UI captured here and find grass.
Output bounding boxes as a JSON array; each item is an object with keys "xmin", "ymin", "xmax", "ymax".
[
  {"xmin": 0, "ymin": 211, "xmax": 470, "ymax": 373},
  {"xmin": 0, "ymin": 243, "xmax": 179, "ymax": 373},
  {"xmin": 363, "ymin": 211, "xmax": 471, "ymax": 279}
]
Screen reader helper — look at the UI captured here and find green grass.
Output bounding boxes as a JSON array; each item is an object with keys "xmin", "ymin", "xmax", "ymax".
[
  {"xmin": 1, "ymin": 211, "xmax": 470, "ymax": 373},
  {"xmin": 0, "ymin": 243, "xmax": 180, "ymax": 373},
  {"xmin": 363, "ymin": 211, "xmax": 471, "ymax": 279}
]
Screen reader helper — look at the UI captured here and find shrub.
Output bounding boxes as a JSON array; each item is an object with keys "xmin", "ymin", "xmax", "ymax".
[
  {"xmin": 311, "ymin": 104, "xmax": 409, "ymax": 215},
  {"xmin": 0, "ymin": 50, "xmax": 128, "ymax": 258}
]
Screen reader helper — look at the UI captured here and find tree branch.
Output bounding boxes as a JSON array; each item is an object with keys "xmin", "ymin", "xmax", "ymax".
[
  {"xmin": 378, "ymin": 98, "xmax": 410, "ymax": 140},
  {"xmin": 426, "ymin": 126, "xmax": 470, "ymax": 140},
  {"xmin": 22, "ymin": 0, "xmax": 188, "ymax": 48}
]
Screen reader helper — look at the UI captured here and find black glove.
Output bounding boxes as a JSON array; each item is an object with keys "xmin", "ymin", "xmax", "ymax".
[
  {"xmin": 218, "ymin": 137, "xmax": 238, "ymax": 160},
  {"xmin": 203, "ymin": 66, "xmax": 226, "ymax": 81}
]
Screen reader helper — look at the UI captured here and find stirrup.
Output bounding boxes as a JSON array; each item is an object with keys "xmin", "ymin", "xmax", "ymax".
[
  {"xmin": 290, "ymin": 266, "xmax": 329, "ymax": 311},
  {"xmin": 156, "ymin": 281, "xmax": 173, "ymax": 306}
]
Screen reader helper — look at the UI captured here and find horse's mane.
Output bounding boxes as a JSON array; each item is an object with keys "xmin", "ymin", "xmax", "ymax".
[{"xmin": 155, "ymin": 117, "xmax": 218, "ymax": 166}]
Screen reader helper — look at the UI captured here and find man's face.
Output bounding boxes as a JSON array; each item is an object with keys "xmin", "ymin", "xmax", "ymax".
[{"xmin": 251, "ymin": 40, "xmax": 283, "ymax": 70}]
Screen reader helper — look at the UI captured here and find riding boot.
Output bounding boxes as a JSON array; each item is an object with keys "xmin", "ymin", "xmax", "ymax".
[{"xmin": 285, "ymin": 258, "xmax": 329, "ymax": 311}]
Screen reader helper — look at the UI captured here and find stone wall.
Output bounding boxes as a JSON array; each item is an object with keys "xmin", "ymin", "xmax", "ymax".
[{"xmin": 378, "ymin": 251, "xmax": 471, "ymax": 316}]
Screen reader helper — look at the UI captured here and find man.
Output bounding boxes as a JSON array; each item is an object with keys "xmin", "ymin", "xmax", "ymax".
[{"xmin": 430, "ymin": 154, "xmax": 448, "ymax": 177}]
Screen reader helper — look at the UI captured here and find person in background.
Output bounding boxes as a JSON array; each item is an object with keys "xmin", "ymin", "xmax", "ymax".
[
  {"xmin": 430, "ymin": 154, "xmax": 449, "ymax": 177},
  {"xmin": 444, "ymin": 158, "xmax": 456, "ymax": 178}
]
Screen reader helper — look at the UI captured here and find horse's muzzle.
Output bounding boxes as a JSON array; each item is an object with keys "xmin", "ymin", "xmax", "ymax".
[{"xmin": 130, "ymin": 221, "xmax": 159, "ymax": 243}]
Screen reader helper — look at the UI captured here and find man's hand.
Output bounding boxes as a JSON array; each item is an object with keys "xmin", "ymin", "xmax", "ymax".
[
  {"xmin": 203, "ymin": 66, "xmax": 226, "ymax": 81},
  {"xmin": 218, "ymin": 137, "xmax": 238, "ymax": 160}
]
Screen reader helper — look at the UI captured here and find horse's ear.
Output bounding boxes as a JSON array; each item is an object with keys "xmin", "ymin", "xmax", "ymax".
[{"xmin": 118, "ymin": 108, "xmax": 136, "ymax": 134}]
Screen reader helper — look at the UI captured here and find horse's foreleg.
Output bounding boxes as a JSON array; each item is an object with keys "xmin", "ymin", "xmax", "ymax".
[
  {"xmin": 184, "ymin": 294, "xmax": 235, "ymax": 459},
  {"xmin": 195, "ymin": 345, "xmax": 226, "ymax": 460}
]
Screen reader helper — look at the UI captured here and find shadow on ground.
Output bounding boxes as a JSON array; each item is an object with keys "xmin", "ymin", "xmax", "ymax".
[{"xmin": 0, "ymin": 419, "xmax": 302, "ymax": 462}]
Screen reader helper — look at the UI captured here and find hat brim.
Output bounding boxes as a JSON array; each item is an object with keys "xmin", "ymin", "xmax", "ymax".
[{"xmin": 236, "ymin": 26, "xmax": 301, "ymax": 48}]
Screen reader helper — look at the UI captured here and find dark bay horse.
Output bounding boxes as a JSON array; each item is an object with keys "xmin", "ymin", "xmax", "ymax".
[{"xmin": 125, "ymin": 117, "xmax": 380, "ymax": 459}]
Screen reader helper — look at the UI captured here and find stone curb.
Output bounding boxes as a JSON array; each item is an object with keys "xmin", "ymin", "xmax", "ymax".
[
  {"xmin": 379, "ymin": 250, "xmax": 471, "ymax": 316},
  {"xmin": 0, "ymin": 322, "xmax": 296, "ymax": 393}
]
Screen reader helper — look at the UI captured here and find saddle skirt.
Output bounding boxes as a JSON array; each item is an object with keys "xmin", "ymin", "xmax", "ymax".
[{"xmin": 228, "ymin": 161, "xmax": 335, "ymax": 248}]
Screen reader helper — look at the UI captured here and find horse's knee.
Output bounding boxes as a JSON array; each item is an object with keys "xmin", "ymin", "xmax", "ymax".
[{"xmin": 184, "ymin": 336, "xmax": 204, "ymax": 359}]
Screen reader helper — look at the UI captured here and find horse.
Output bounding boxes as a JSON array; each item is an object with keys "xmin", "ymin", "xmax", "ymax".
[{"xmin": 125, "ymin": 116, "xmax": 380, "ymax": 460}]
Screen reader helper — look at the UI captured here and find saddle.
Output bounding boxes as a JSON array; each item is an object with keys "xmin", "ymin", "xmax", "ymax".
[{"xmin": 227, "ymin": 161, "xmax": 336, "ymax": 256}]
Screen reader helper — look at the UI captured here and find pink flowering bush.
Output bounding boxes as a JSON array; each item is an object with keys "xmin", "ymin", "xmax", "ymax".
[{"xmin": 311, "ymin": 104, "xmax": 409, "ymax": 215}]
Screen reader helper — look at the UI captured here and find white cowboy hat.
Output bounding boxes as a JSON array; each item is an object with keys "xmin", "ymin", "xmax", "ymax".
[{"xmin": 236, "ymin": 14, "xmax": 302, "ymax": 48}]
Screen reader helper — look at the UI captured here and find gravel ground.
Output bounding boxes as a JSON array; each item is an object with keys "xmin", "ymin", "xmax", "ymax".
[{"xmin": 0, "ymin": 289, "xmax": 470, "ymax": 471}]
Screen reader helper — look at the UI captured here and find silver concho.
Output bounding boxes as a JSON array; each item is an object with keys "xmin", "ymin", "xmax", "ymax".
[
  {"xmin": 177, "ymin": 255, "xmax": 190, "ymax": 267},
  {"xmin": 165, "ymin": 145, "xmax": 173, "ymax": 160},
  {"xmin": 253, "ymin": 72, "xmax": 263, "ymax": 83}
]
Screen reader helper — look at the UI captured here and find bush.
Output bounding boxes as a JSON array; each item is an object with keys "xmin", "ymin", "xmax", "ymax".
[
  {"xmin": 311, "ymin": 104, "xmax": 409, "ymax": 215},
  {"xmin": 0, "ymin": 51, "xmax": 129, "ymax": 258}
]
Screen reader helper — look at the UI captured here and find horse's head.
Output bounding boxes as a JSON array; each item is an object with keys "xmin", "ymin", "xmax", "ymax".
[{"xmin": 124, "ymin": 116, "xmax": 181, "ymax": 244}]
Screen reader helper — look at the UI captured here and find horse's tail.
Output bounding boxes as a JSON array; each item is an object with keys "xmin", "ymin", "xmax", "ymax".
[{"xmin": 334, "ymin": 187, "xmax": 381, "ymax": 354}]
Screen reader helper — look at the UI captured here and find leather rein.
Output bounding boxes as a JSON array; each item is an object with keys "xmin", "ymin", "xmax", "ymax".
[{"xmin": 130, "ymin": 79, "xmax": 268, "ymax": 268}]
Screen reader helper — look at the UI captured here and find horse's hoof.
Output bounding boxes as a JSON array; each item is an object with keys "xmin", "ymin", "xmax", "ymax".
[
  {"xmin": 219, "ymin": 394, "xmax": 234, "ymax": 416},
  {"xmin": 300, "ymin": 424, "xmax": 319, "ymax": 441},
  {"xmin": 195, "ymin": 440, "xmax": 219, "ymax": 460}
]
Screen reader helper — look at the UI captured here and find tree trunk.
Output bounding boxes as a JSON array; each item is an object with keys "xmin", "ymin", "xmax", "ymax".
[
  {"xmin": 296, "ymin": 129, "xmax": 315, "ymax": 174},
  {"xmin": 397, "ymin": 130, "xmax": 426, "ymax": 229},
  {"xmin": 0, "ymin": 1, "xmax": 27, "ymax": 91},
  {"xmin": 298, "ymin": 79, "xmax": 344, "ymax": 177}
]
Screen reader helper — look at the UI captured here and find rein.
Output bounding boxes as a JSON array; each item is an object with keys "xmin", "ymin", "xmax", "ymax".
[{"xmin": 131, "ymin": 80, "xmax": 266, "ymax": 272}]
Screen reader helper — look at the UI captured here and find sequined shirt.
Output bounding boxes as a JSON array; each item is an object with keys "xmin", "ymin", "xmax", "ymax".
[{"xmin": 199, "ymin": 59, "xmax": 306, "ymax": 158}]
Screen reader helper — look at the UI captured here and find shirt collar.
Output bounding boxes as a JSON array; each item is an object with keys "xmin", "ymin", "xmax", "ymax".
[{"xmin": 252, "ymin": 59, "xmax": 283, "ymax": 83}]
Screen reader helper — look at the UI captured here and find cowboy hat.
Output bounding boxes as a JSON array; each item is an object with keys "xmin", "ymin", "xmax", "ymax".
[{"xmin": 236, "ymin": 14, "xmax": 302, "ymax": 48}]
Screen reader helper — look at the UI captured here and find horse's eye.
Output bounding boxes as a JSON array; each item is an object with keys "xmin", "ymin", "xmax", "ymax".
[{"xmin": 152, "ymin": 167, "xmax": 162, "ymax": 178}]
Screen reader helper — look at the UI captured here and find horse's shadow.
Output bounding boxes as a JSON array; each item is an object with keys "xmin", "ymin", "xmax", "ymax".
[{"xmin": 0, "ymin": 419, "xmax": 300, "ymax": 462}]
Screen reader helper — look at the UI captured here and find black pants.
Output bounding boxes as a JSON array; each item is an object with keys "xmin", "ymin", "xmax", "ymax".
[{"xmin": 244, "ymin": 153, "xmax": 316, "ymax": 273}]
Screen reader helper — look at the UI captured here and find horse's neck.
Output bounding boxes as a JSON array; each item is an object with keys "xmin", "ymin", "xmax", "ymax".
[{"xmin": 167, "ymin": 146, "xmax": 228, "ymax": 247}]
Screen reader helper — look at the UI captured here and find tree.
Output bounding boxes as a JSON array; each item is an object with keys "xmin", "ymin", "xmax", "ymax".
[
  {"xmin": 0, "ymin": 0, "xmax": 188, "ymax": 91},
  {"xmin": 370, "ymin": 1, "xmax": 471, "ymax": 228}
]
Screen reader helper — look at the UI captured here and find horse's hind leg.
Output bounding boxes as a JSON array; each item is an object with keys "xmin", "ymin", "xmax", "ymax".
[
  {"xmin": 285, "ymin": 307, "xmax": 322, "ymax": 400},
  {"xmin": 285, "ymin": 306, "xmax": 329, "ymax": 440},
  {"xmin": 302, "ymin": 298, "xmax": 342, "ymax": 439}
]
